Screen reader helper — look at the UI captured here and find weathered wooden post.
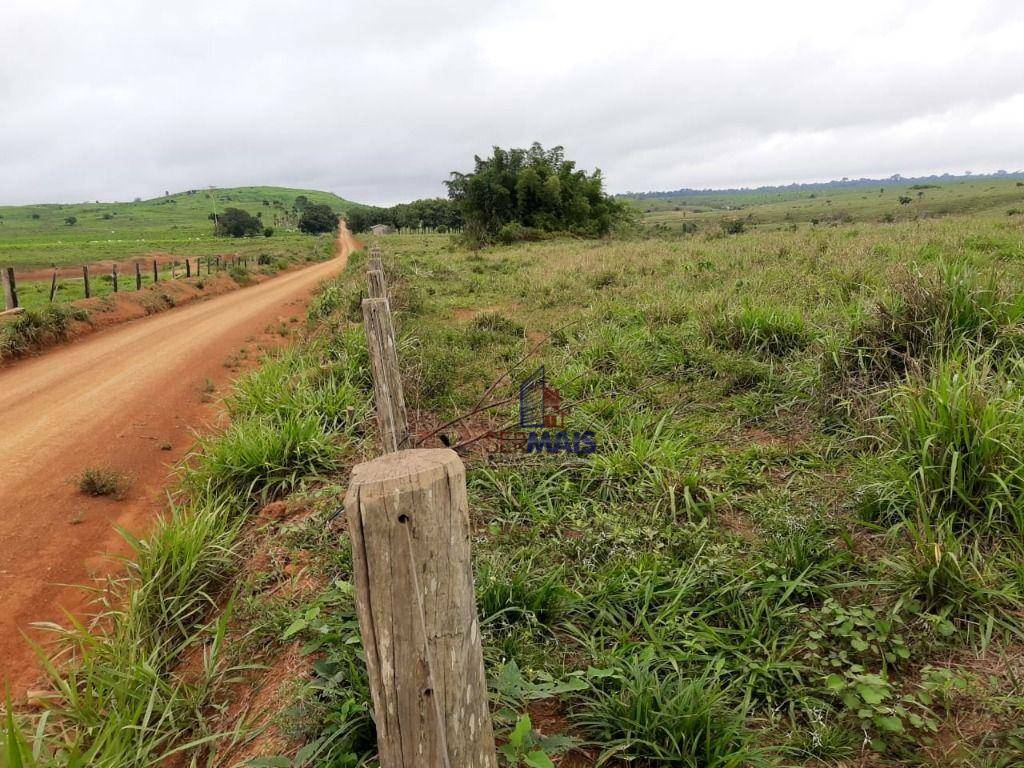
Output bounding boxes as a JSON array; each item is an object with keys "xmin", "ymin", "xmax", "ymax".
[
  {"xmin": 135, "ymin": 262, "xmax": 142, "ymax": 290},
  {"xmin": 185, "ymin": 258, "xmax": 191, "ymax": 278},
  {"xmin": 82, "ymin": 265, "xmax": 90, "ymax": 299},
  {"xmin": 361, "ymin": 297, "xmax": 409, "ymax": 453},
  {"xmin": 48, "ymin": 270, "xmax": 58, "ymax": 302},
  {"xmin": 2, "ymin": 268, "xmax": 17, "ymax": 310},
  {"xmin": 344, "ymin": 449, "xmax": 497, "ymax": 768},
  {"xmin": 153, "ymin": 259, "xmax": 159, "ymax": 283},
  {"xmin": 171, "ymin": 260, "xmax": 177, "ymax": 279},
  {"xmin": 112, "ymin": 264, "xmax": 118, "ymax": 293},
  {"xmin": 367, "ymin": 269, "xmax": 387, "ymax": 300}
]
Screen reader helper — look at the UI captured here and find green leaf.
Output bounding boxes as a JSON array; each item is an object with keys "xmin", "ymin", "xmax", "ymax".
[
  {"xmin": 524, "ymin": 751, "xmax": 555, "ymax": 768},
  {"xmin": 282, "ymin": 618, "xmax": 307, "ymax": 639},
  {"xmin": 874, "ymin": 715, "xmax": 904, "ymax": 733},
  {"xmin": 857, "ymin": 684, "xmax": 887, "ymax": 705},
  {"xmin": 509, "ymin": 714, "xmax": 532, "ymax": 749},
  {"xmin": 825, "ymin": 673, "xmax": 845, "ymax": 692}
]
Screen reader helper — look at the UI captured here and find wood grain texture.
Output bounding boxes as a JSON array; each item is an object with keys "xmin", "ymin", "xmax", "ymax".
[
  {"xmin": 367, "ymin": 269, "xmax": 387, "ymax": 299},
  {"xmin": 361, "ymin": 297, "xmax": 409, "ymax": 453},
  {"xmin": 344, "ymin": 448, "xmax": 497, "ymax": 768}
]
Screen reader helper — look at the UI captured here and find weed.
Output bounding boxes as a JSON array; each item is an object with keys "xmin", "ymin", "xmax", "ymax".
[{"xmin": 77, "ymin": 466, "xmax": 129, "ymax": 498}]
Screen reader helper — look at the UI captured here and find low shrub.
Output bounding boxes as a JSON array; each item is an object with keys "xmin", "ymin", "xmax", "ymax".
[{"xmin": 77, "ymin": 466, "xmax": 129, "ymax": 498}]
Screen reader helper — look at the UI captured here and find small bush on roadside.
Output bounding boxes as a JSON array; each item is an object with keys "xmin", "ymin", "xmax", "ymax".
[{"xmin": 77, "ymin": 466, "xmax": 129, "ymax": 498}]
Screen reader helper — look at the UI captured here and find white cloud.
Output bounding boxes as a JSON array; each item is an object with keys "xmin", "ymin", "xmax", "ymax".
[{"xmin": 1, "ymin": 0, "xmax": 1022, "ymax": 205}]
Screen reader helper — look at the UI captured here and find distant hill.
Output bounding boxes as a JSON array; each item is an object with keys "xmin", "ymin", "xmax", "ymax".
[
  {"xmin": 0, "ymin": 186, "xmax": 364, "ymax": 268},
  {"xmin": 620, "ymin": 170, "xmax": 1024, "ymax": 200}
]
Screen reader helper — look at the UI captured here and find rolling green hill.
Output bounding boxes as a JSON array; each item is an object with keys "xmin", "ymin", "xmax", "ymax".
[
  {"xmin": 0, "ymin": 186, "xmax": 360, "ymax": 268},
  {"xmin": 628, "ymin": 177, "xmax": 1024, "ymax": 230}
]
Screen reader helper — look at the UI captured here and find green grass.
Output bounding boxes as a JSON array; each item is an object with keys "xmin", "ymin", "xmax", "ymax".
[
  {"xmin": 8, "ymin": 184, "xmax": 1024, "ymax": 766},
  {"xmin": 0, "ymin": 186, "xmax": 358, "ymax": 269},
  {"xmin": 630, "ymin": 177, "xmax": 1024, "ymax": 231}
]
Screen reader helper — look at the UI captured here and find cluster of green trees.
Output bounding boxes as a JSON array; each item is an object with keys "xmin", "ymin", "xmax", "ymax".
[
  {"xmin": 445, "ymin": 143, "xmax": 630, "ymax": 243},
  {"xmin": 298, "ymin": 203, "xmax": 339, "ymax": 234},
  {"xmin": 214, "ymin": 207, "xmax": 263, "ymax": 237},
  {"xmin": 345, "ymin": 198, "xmax": 462, "ymax": 234},
  {"xmin": 211, "ymin": 199, "xmax": 338, "ymax": 237}
]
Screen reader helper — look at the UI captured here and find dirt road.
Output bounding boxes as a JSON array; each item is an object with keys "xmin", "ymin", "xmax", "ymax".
[{"xmin": 0, "ymin": 225, "xmax": 359, "ymax": 691}]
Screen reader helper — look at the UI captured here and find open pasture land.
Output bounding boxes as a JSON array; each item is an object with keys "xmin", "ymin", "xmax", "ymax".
[
  {"xmin": 349, "ymin": 208, "xmax": 1024, "ymax": 763},
  {"xmin": 8, "ymin": 201, "xmax": 1024, "ymax": 766},
  {"xmin": 0, "ymin": 185, "xmax": 354, "ymax": 269},
  {"xmin": 632, "ymin": 176, "xmax": 1024, "ymax": 231}
]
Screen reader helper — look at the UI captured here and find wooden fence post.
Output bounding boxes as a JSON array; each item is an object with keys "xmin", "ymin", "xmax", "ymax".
[
  {"xmin": 2, "ymin": 268, "xmax": 17, "ymax": 310},
  {"xmin": 361, "ymin": 297, "xmax": 409, "ymax": 453},
  {"xmin": 82, "ymin": 265, "xmax": 90, "ymax": 299},
  {"xmin": 186, "ymin": 258, "xmax": 192, "ymax": 278},
  {"xmin": 153, "ymin": 259, "xmax": 159, "ymax": 283},
  {"xmin": 135, "ymin": 262, "xmax": 142, "ymax": 290},
  {"xmin": 112, "ymin": 264, "xmax": 118, "ymax": 293},
  {"xmin": 367, "ymin": 269, "xmax": 387, "ymax": 299},
  {"xmin": 344, "ymin": 448, "xmax": 497, "ymax": 768},
  {"xmin": 49, "ymin": 270, "xmax": 58, "ymax": 302}
]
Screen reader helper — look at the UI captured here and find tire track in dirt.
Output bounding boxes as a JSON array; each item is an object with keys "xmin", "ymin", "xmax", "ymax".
[{"xmin": 0, "ymin": 224, "xmax": 359, "ymax": 692}]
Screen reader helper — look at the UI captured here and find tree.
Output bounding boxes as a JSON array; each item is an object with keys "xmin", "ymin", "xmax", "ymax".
[
  {"xmin": 298, "ymin": 203, "xmax": 338, "ymax": 234},
  {"xmin": 445, "ymin": 143, "xmax": 629, "ymax": 242},
  {"xmin": 64, "ymin": 216, "xmax": 77, "ymax": 226},
  {"xmin": 215, "ymin": 207, "xmax": 261, "ymax": 237},
  {"xmin": 294, "ymin": 195, "xmax": 310, "ymax": 213}
]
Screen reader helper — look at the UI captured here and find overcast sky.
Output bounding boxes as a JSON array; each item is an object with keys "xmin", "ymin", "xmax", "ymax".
[{"xmin": 2, "ymin": 0, "xmax": 1022, "ymax": 206}]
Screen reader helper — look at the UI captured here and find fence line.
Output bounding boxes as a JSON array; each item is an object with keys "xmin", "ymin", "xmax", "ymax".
[
  {"xmin": 0, "ymin": 255, "xmax": 253, "ymax": 311},
  {"xmin": 346, "ymin": 241, "xmax": 497, "ymax": 766}
]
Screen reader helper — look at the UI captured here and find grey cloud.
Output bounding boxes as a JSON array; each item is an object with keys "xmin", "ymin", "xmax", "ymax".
[{"xmin": 1, "ymin": 0, "xmax": 1022, "ymax": 205}]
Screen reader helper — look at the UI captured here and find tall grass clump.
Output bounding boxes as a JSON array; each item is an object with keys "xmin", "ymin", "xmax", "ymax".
[
  {"xmin": 702, "ymin": 305, "xmax": 810, "ymax": 357},
  {"xmin": 575, "ymin": 656, "xmax": 767, "ymax": 767},
  {"xmin": 0, "ymin": 304, "xmax": 87, "ymax": 359},
  {"xmin": 869, "ymin": 358, "xmax": 1024, "ymax": 536},
  {"xmin": 823, "ymin": 261, "xmax": 1024, "ymax": 398}
]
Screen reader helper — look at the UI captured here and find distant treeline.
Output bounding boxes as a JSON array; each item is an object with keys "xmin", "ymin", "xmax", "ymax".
[
  {"xmin": 345, "ymin": 198, "xmax": 462, "ymax": 233},
  {"xmin": 623, "ymin": 170, "xmax": 1024, "ymax": 200}
]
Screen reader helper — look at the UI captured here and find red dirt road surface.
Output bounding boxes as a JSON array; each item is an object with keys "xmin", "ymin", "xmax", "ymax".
[{"xmin": 0, "ymin": 225, "xmax": 359, "ymax": 692}]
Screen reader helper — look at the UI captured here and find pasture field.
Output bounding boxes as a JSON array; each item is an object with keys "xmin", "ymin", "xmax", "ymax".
[
  {"xmin": 630, "ymin": 177, "xmax": 1024, "ymax": 231},
  {"xmin": 0, "ymin": 186, "xmax": 354, "ymax": 268},
  {"xmin": 7, "ymin": 196, "xmax": 1024, "ymax": 766}
]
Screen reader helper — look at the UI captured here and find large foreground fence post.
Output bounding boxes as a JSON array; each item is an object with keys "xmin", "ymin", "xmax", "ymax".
[{"xmin": 344, "ymin": 448, "xmax": 497, "ymax": 768}]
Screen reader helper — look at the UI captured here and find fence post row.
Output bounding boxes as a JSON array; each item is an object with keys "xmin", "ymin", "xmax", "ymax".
[
  {"xmin": 2, "ymin": 268, "xmax": 17, "ymax": 310},
  {"xmin": 348, "ymin": 244, "xmax": 496, "ymax": 767}
]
